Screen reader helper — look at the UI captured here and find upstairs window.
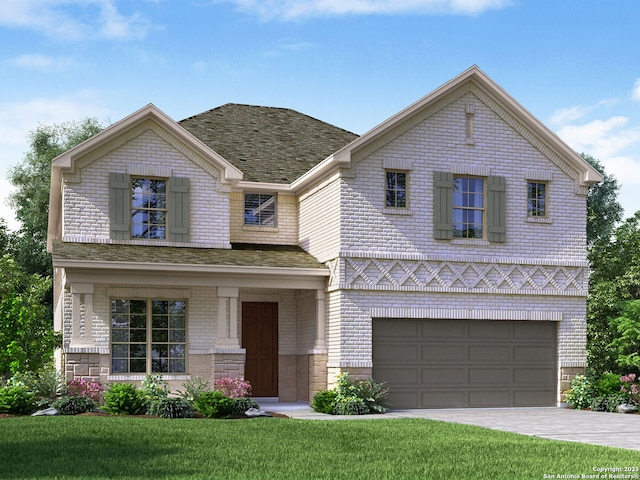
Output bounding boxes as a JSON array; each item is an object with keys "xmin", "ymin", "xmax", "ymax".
[
  {"xmin": 527, "ymin": 182, "xmax": 547, "ymax": 217},
  {"xmin": 244, "ymin": 193, "xmax": 276, "ymax": 226},
  {"xmin": 131, "ymin": 177, "xmax": 167, "ymax": 239},
  {"xmin": 385, "ymin": 171, "xmax": 407, "ymax": 208},
  {"xmin": 453, "ymin": 176, "xmax": 484, "ymax": 239}
]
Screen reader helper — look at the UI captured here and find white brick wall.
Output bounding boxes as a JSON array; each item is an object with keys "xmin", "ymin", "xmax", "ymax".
[
  {"xmin": 230, "ymin": 192, "xmax": 299, "ymax": 244},
  {"xmin": 62, "ymin": 124, "xmax": 231, "ymax": 247}
]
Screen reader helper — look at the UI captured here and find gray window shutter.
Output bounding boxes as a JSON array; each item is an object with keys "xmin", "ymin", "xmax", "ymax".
[
  {"xmin": 433, "ymin": 171, "xmax": 453, "ymax": 240},
  {"xmin": 487, "ymin": 175, "xmax": 506, "ymax": 243},
  {"xmin": 109, "ymin": 172, "xmax": 130, "ymax": 240},
  {"xmin": 169, "ymin": 177, "xmax": 190, "ymax": 243}
]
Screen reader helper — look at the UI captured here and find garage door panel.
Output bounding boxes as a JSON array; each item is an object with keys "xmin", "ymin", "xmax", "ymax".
[
  {"xmin": 420, "ymin": 321, "xmax": 466, "ymax": 339},
  {"xmin": 468, "ymin": 368, "xmax": 512, "ymax": 385},
  {"xmin": 468, "ymin": 390, "xmax": 511, "ymax": 407},
  {"xmin": 514, "ymin": 346, "xmax": 555, "ymax": 362},
  {"xmin": 422, "ymin": 367, "xmax": 466, "ymax": 385},
  {"xmin": 513, "ymin": 322, "xmax": 556, "ymax": 340},
  {"xmin": 373, "ymin": 318, "xmax": 557, "ymax": 409},
  {"xmin": 375, "ymin": 367, "xmax": 419, "ymax": 385},
  {"xmin": 514, "ymin": 368, "xmax": 555, "ymax": 385},
  {"xmin": 513, "ymin": 389, "xmax": 556, "ymax": 406},
  {"xmin": 374, "ymin": 343, "xmax": 421, "ymax": 362},
  {"xmin": 468, "ymin": 345, "xmax": 511, "ymax": 362},
  {"xmin": 422, "ymin": 345, "xmax": 466, "ymax": 362},
  {"xmin": 421, "ymin": 390, "xmax": 466, "ymax": 408}
]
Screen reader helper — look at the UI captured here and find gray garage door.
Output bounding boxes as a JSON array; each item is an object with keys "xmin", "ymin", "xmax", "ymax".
[{"xmin": 372, "ymin": 319, "xmax": 556, "ymax": 408}]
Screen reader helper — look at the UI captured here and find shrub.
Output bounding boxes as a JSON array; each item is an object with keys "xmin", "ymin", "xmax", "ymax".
[
  {"xmin": 353, "ymin": 378, "xmax": 389, "ymax": 413},
  {"xmin": 103, "ymin": 383, "xmax": 147, "ymax": 415},
  {"xmin": 311, "ymin": 390, "xmax": 338, "ymax": 414},
  {"xmin": 231, "ymin": 397, "xmax": 260, "ymax": 416},
  {"xmin": 0, "ymin": 385, "xmax": 36, "ymax": 415},
  {"xmin": 8, "ymin": 367, "xmax": 65, "ymax": 408},
  {"xmin": 141, "ymin": 375, "xmax": 169, "ymax": 408},
  {"xmin": 53, "ymin": 395, "xmax": 97, "ymax": 415},
  {"xmin": 593, "ymin": 373, "xmax": 623, "ymax": 396},
  {"xmin": 565, "ymin": 375, "xmax": 594, "ymax": 410},
  {"xmin": 66, "ymin": 378, "xmax": 105, "ymax": 403},
  {"xmin": 214, "ymin": 377, "xmax": 251, "ymax": 398},
  {"xmin": 590, "ymin": 393, "xmax": 630, "ymax": 412},
  {"xmin": 148, "ymin": 397, "xmax": 194, "ymax": 418},
  {"xmin": 178, "ymin": 376, "xmax": 210, "ymax": 402},
  {"xmin": 620, "ymin": 373, "xmax": 640, "ymax": 404},
  {"xmin": 193, "ymin": 390, "xmax": 234, "ymax": 419},
  {"xmin": 333, "ymin": 396, "xmax": 369, "ymax": 415}
]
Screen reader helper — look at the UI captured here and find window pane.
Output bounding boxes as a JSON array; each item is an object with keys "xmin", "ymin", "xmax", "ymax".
[
  {"xmin": 130, "ymin": 330, "xmax": 147, "ymax": 342},
  {"xmin": 112, "ymin": 329, "xmax": 128, "ymax": 342},
  {"xmin": 112, "ymin": 344, "xmax": 128, "ymax": 358},
  {"xmin": 169, "ymin": 316, "xmax": 185, "ymax": 329},
  {"xmin": 170, "ymin": 330, "xmax": 186, "ymax": 342},
  {"xmin": 152, "ymin": 315, "xmax": 168, "ymax": 329},
  {"xmin": 169, "ymin": 359, "xmax": 185, "ymax": 373},
  {"xmin": 112, "ymin": 300, "xmax": 128, "ymax": 314},
  {"xmin": 130, "ymin": 344, "xmax": 146, "ymax": 358},
  {"xmin": 152, "ymin": 345, "xmax": 168, "ymax": 359},
  {"xmin": 169, "ymin": 343, "xmax": 185, "ymax": 357},
  {"xmin": 244, "ymin": 193, "xmax": 276, "ymax": 226},
  {"xmin": 112, "ymin": 359, "xmax": 128, "ymax": 373},
  {"xmin": 153, "ymin": 330, "xmax": 169, "ymax": 342},
  {"xmin": 152, "ymin": 301, "xmax": 168, "ymax": 314},
  {"xmin": 130, "ymin": 314, "xmax": 146, "ymax": 329},
  {"xmin": 130, "ymin": 359, "xmax": 146, "ymax": 373},
  {"xmin": 112, "ymin": 314, "xmax": 129, "ymax": 329},
  {"xmin": 130, "ymin": 300, "xmax": 146, "ymax": 314},
  {"xmin": 152, "ymin": 359, "xmax": 168, "ymax": 373}
]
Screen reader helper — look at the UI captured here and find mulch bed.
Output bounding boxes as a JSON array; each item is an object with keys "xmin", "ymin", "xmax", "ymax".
[{"xmin": 1, "ymin": 411, "xmax": 289, "ymax": 419}]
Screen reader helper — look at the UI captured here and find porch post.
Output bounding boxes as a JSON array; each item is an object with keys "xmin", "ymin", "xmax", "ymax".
[
  {"xmin": 70, "ymin": 283, "xmax": 94, "ymax": 347},
  {"xmin": 313, "ymin": 289, "xmax": 326, "ymax": 352},
  {"xmin": 216, "ymin": 287, "xmax": 240, "ymax": 348}
]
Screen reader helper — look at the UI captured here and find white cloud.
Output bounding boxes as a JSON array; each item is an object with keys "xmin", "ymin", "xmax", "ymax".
[
  {"xmin": 0, "ymin": 0, "xmax": 157, "ymax": 41},
  {"xmin": 632, "ymin": 78, "xmax": 640, "ymax": 102},
  {"xmin": 7, "ymin": 53, "xmax": 77, "ymax": 72},
  {"xmin": 219, "ymin": 0, "xmax": 512, "ymax": 20},
  {"xmin": 549, "ymin": 105, "xmax": 593, "ymax": 125}
]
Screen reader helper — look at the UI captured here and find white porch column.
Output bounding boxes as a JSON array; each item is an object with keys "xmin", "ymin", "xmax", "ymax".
[
  {"xmin": 313, "ymin": 289, "xmax": 327, "ymax": 352},
  {"xmin": 216, "ymin": 287, "xmax": 240, "ymax": 348},
  {"xmin": 70, "ymin": 283, "xmax": 94, "ymax": 347}
]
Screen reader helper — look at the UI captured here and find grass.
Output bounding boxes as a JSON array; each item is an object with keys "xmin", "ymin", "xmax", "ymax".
[{"xmin": 1, "ymin": 416, "xmax": 639, "ymax": 479}]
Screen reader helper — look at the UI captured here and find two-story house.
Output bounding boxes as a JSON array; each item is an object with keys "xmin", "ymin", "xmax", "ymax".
[{"xmin": 47, "ymin": 66, "xmax": 601, "ymax": 408}]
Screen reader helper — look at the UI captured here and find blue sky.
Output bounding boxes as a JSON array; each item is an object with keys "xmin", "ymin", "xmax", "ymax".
[{"xmin": 1, "ymin": 0, "xmax": 639, "ymax": 230}]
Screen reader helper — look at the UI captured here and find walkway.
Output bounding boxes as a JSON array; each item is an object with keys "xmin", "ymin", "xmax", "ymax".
[{"xmin": 257, "ymin": 401, "xmax": 640, "ymax": 452}]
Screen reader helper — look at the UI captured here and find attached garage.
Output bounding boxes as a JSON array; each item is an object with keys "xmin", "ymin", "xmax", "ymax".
[{"xmin": 372, "ymin": 318, "xmax": 557, "ymax": 408}]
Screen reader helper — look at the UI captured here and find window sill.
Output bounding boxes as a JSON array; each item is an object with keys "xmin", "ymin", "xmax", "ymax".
[
  {"xmin": 107, "ymin": 374, "xmax": 191, "ymax": 382},
  {"xmin": 242, "ymin": 225, "xmax": 279, "ymax": 233},
  {"xmin": 526, "ymin": 216, "xmax": 552, "ymax": 224},
  {"xmin": 451, "ymin": 238, "xmax": 490, "ymax": 246},
  {"xmin": 383, "ymin": 207, "xmax": 413, "ymax": 216}
]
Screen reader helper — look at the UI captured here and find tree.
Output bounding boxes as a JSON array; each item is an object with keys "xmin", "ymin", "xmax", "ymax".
[
  {"xmin": 587, "ymin": 212, "xmax": 640, "ymax": 375},
  {"xmin": 7, "ymin": 118, "xmax": 104, "ymax": 277},
  {"xmin": 0, "ymin": 256, "xmax": 60, "ymax": 377},
  {"xmin": 582, "ymin": 153, "xmax": 623, "ymax": 248},
  {"xmin": 609, "ymin": 300, "xmax": 640, "ymax": 374}
]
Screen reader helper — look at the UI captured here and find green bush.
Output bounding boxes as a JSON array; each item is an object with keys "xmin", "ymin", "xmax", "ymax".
[
  {"xmin": 593, "ymin": 373, "xmax": 623, "ymax": 396},
  {"xmin": 193, "ymin": 390, "xmax": 234, "ymax": 418},
  {"xmin": 311, "ymin": 390, "xmax": 337, "ymax": 414},
  {"xmin": 231, "ymin": 397, "xmax": 260, "ymax": 416},
  {"xmin": 333, "ymin": 396, "xmax": 369, "ymax": 415},
  {"xmin": 178, "ymin": 376, "xmax": 211, "ymax": 402},
  {"xmin": 53, "ymin": 395, "xmax": 97, "ymax": 415},
  {"xmin": 103, "ymin": 383, "xmax": 147, "ymax": 415},
  {"xmin": 141, "ymin": 375, "xmax": 169, "ymax": 408},
  {"xmin": 7, "ymin": 367, "xmax": 65, "ymax": 408},
  {"xmin": 0, "ymin": 385, "xmax": 36, "ymax": 415},
  {"xmin": 590, "ymin": 393, "xmax": 630, "ymax": 412},
  {"xmin": 565, "ymin": 375, "xmax": 594, "ymax": 410},
  {"xmin": 148, "ymin": 397, "xmax": 194, "ymax": 418},
  {"xmin": 353, "ymin": 378, "xmax": 389, "ymax": 413}
]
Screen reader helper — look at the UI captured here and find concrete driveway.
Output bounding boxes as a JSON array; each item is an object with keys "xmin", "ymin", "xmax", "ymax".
[{"xmin": 258, "ymin": 402, "xmax": 640, "ymax": 452}]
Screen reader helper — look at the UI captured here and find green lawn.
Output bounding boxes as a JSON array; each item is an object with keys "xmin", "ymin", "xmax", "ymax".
[{"xmin": 1, "ymin": 416, "xmax": 638, "ymax": 479}]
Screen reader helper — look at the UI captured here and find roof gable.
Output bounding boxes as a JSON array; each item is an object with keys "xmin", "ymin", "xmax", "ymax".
[
  {"xmin": 179, "ymin": 104, "xmax": 358, "ymax": 184},
  {"xmin": 293, "ymin": 66, "xmax": 602, "ymax": 191}
]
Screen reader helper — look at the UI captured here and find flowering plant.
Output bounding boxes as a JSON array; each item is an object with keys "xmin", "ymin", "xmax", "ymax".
[
  {"xmin": 214, "ymin": 377, "xmax": 251, "ymax": 398},
  {"xmin": 66, "ymin": 378, "xmax": 105, "ymax": 403},
  {"xmin": 620, "ymin": 373, "xmax": 640, "ymax": 404}
]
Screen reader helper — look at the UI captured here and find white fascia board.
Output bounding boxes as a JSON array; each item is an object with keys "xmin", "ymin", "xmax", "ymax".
[
  {"xmin": 234, "ymin": 181, "xmax": 293, "ymax": 193},
  {"xmin": 53, "ymin": 259, "xmax": 329, "ymax": 277}
]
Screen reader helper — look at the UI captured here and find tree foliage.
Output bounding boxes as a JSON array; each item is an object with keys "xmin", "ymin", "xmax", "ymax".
[
  {"xmin": 609, "ymin": 300, "xmax": 640, "ymax": 372},
  {"xmin": 583, "ymin": 153, "xmax": 623, "ymax": 248},
  {"xmin": 7, "ymin": 118, "xmax": 104, "ymax": 277}
]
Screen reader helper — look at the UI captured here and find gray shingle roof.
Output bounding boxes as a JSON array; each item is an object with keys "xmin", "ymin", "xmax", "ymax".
[
  {"xmin": 52, "ymin": 241, "xmax": 328, "ymax": 271},
  {"xmin": 179, "ymin": 104, "xmax": 359, "ymax": 183}
]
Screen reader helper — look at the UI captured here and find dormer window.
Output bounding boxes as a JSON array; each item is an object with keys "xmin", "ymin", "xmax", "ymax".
[{"xmin": 244, "ymin": 193, "xmax": 276, "ymax": 226}]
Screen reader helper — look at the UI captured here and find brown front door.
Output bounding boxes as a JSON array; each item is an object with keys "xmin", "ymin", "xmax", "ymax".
[{"xmin": 242, "ymin": 302, "xmax": 278, "ymax": 397}]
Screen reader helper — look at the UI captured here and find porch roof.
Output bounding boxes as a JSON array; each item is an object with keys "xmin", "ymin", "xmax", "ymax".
[{"xmin": 51, "ymin": 241, "xmax": 328, "ymax": 272}]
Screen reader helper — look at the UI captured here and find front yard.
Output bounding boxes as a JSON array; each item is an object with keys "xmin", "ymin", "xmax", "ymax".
[{"xmin": 1, "ymin": 416, "xmax": 639, "ymax": 479}]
